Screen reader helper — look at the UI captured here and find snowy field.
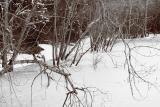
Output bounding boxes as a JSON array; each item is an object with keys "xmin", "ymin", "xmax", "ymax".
[{"xmin": 1, "ymin": 36, "xmax": 160, "ymax": 107}]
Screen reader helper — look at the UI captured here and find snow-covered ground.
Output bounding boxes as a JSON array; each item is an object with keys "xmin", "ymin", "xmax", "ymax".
[{"xmin": 1, "ymin": 36, "xmax": 160, "ymax": 107}]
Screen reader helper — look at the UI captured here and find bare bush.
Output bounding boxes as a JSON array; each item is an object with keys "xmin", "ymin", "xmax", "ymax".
[{"xmin": 0, "ymin": 0, "xmax": 105, "ymax": 106}]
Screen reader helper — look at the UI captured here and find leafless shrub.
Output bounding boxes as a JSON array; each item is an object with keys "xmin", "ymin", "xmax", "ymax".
[{"xmin": 114, "ymin": 24, "xmax": 160, "ymax": 98}]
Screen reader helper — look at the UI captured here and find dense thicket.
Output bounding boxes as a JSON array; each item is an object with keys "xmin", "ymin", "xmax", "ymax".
[
  {"xmin": 0, "ymin": 0, "xmax": 160, "ymax": 55},
  {"xmin": 0, "ymin": 0, "xmax": 97, "ymax": 54}
]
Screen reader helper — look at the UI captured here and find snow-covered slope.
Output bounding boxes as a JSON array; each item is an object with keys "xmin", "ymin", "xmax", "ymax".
[{"xmin": 1, "ymin": 36, "xmax": 160, "ymax": 107}]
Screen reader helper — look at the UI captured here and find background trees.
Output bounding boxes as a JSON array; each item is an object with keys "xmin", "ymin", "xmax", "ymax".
[
  {"xmin": 0, "ymin": 0, "xmax": 160, "ymax": 72},
  {"xmin": 89, "ymin": 0, "xmax": 160, "ymax": 51}
]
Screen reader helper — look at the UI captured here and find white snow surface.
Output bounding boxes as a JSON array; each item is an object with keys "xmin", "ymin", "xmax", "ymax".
[{"xmin": 1, "ymin": 35, "xmax": 160, "ymax": 107}]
